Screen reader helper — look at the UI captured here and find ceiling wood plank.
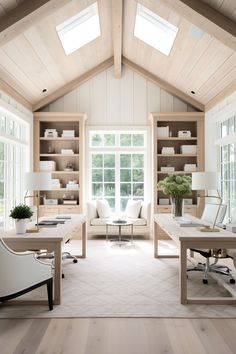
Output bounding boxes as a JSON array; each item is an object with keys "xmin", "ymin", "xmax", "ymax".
[
  {"xmin": 0, "ymin": 79, "xmax": 32, "ymax": 111},
  {"xmin": 122, "ymin": 56, "xmax": 204, "ymax": 112},
  {"xmin": 205, "ymin": 80, "xmax": 236, "ymax": 111},
  {"xmin": 0, "ymin": 0, "xmax": 72, "ymax": 46},
  {"xmin": 33, "ymin": 57, "xmax": 114, "ymax": 111},
  {"xmin": 111, "ymin": 0, "xmax": 123, "ymax": 78},
  {"xmin": 162, "ymin": 0, "xmax": 236, "ymax": 51}
]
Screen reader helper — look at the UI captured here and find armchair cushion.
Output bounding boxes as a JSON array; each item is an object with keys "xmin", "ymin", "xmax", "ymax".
[
  {"xmin": 125, "ymin": 199, "xmax": 142, "ymax": 218},
  {"xmin": 97, "ymin": 199, "xmax": 111, "ymax": 218}
]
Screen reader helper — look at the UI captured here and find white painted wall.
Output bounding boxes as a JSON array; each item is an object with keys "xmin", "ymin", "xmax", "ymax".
[
  {"xmin": 205, "ymin": 91, "xmax": 236, "ymax": 171},
  {"xmin": 42, "ymin": 65, "xmax": 194, "ymax": 123}
]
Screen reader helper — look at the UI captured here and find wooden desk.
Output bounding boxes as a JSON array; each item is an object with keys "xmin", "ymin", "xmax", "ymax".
[
  {"xmin": 3, "ymin": 214, "xmax": 86, "ymax": 305},
  {"xmin": 154, "ymin": 214, "xmax": 236, "ymax": 305}
]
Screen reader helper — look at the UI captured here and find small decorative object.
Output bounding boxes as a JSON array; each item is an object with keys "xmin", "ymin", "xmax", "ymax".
[
  {"xmin": 44, "ymin": 129, "xmax": 58, "ymax": 138},
  {"xmin": 9, "ymin": 204, "xmax": 33, "ymax": 234},
  {"xmin": 64, "ymin": 162, "xmax": 74, "ymax": 171},
  {"xmin": 47, "ymin": 146, "xmax": 55, "ymax": 154},
  {"xmin": 157, "ymin": 173, "xmax": 192, "ymax": 218}
]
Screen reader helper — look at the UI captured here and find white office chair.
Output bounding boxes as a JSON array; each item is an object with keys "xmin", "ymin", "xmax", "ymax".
[
  {"xmin": 0, "ymin": 238, "xmax": 53, "ymax": 310},
  {"xmin": 187, "ymin": 203, "xmax": 235, "ymax": 284}
]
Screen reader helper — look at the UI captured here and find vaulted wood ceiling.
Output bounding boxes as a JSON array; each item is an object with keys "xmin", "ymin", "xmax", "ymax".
[{"xmin": 0, "ymin": 0, "xmax": 235, "ymax": 112}]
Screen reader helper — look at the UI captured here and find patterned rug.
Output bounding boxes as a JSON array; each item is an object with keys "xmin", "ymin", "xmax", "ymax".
[{"xmin": 1, "ymin": 239, "xmax": 236, "ymax": 318}]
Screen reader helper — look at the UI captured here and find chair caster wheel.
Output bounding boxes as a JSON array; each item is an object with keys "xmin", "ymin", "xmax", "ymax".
[
  {"xmin": 62, "ymin": 274, "xmax": 65, "ymax": 279},
  {"xmin": 202, "ymin": 279, "xmax": 208, "ymax": 284},
  {"xmin": 230, "ymin": 279, "xmax": 235, "ymax": 284},
  {"xmin": 73, "ymin": 259, "xmax": 78, "ymax": 263}
]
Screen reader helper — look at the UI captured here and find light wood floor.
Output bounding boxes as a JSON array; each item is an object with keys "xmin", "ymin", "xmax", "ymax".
[{"xmin": 1, "ymin": 318, "xmax": 236, "ymax": 354}]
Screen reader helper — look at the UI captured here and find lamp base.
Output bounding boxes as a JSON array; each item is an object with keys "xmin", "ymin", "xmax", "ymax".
[
  {"xmin": 26, "ymin": 227, "xmax": 39, "ymax": 233},
  {"xmin": 199, "ymin": 226, "xmax": 220, "ymax": 232}
]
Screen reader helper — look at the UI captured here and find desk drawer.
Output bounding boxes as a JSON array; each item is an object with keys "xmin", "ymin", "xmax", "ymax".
[
  {"xmin": 61, "ymin": 206, "xmax": 80, "ymax": 214},
  {"xmin": 157, "ymin": 206, "xmax": 171, "ymax": 213}
]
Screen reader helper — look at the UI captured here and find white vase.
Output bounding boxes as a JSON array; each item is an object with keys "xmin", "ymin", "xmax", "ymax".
[{"xmin": 15, "ymin": 219, "xmax": 29, "ymax": 234}]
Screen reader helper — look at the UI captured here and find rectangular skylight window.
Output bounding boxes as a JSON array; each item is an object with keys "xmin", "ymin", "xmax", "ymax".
[
  {"xmin": 56, "ymin": 2, "xmax": 101, "ymax": 55},
  {"xmin": 134, "ymin": 4, "xmax": 178, "ymax": 56}
]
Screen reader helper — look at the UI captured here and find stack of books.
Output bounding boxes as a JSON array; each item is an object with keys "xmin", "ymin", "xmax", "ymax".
[
  {"xmin": 66, "ymin": 181, "xmax": 79, "ymax": 189},
  {"xmin": 61, "ymin": 149, "xmax": 74, "ymax": 155},
  {"xmin": 63, "ymin": 199, "xmax": 78, "ymax": 205},
  {"xmin": 62, "ymin": 130, "xmax": 75, "ymax": 138}
]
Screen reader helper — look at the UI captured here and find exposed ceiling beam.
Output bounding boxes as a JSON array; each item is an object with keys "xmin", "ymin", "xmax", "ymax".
[
  {"xmin": 122, "ymin": 57, "xmax": 204, "ymax": 112},
  {"xmin": 205, "ymin": 81, "xmax": 236, "ymax": 111},
  {"xmin": 33, "ymin": 57, "xmax": 114, "ymax": 111},
  {"xmin": 162, "ymin": 0, "xmax": 236, "ymax": 51},
  {"xmin": 0, "ymin": 0, "xmax": 72, "ymax": 46},
  {"xmin": 0, "ymin": 79, "xmax": 32, "ymax": 111},
  {"xmin": 111, "ymin": 0, "xmax": 123, "ymax": 78}
]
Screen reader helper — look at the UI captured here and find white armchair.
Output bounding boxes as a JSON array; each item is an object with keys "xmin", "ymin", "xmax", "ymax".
[
  {"xmin": 87, "ymin": 200, "xmax": 151, "ymax": 238},
  {"xmin": 0, "ymin": 238, "xmax": 53, "ymax": 310}
]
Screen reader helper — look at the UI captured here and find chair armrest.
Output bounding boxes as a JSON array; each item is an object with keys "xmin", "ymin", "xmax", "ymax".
[{"xmin": 140, "ymin": 202, "xmax": 151, "ymax": 227}]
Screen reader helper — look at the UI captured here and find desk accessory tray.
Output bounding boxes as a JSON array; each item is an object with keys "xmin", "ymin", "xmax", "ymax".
[{"xmin": 113, "ymin": 220, "xmax": 127, "ymax": 224}]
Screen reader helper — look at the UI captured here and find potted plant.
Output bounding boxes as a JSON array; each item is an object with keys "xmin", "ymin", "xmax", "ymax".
[
  {"xmin": 157, "ymin": 172, "xmax": 192, "ymax": 217},
  {"xmin": 9, "ymin": 204, "xmax": 33, "ymax": 234}
]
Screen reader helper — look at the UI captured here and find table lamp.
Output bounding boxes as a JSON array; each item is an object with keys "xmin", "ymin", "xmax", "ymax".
[
  {"xmin": 24, "ymin": 172, "xmax": 52, "ymax": 232},
  {"xmin": 192, "ymin": 171, "xmax": 222, "ymax": 232}
]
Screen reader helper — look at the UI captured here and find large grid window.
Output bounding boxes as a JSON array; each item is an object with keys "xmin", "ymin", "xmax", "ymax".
[
  {"xmin": 220, "ymin": 115, "xmax": 236, "ymax": 220},
  {"xmin": 0, "ymin": 109, "xmax": 29, "ymax": 230},
  {"xmin": 89, "ymin": 130, "xmax": 146, "ymax": 212}
]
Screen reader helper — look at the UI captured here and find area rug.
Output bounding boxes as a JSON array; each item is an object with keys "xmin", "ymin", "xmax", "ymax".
[{"xmin": 1, "ymin": 239, "xmax": 236, "ymax": 318}]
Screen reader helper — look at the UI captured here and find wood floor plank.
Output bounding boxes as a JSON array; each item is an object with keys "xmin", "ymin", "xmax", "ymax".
[
  {"xmin": 192, "ymin": 319, "xmax": 233, "ymax": 354},
  {"xmin": 1, "ymin": 318, "xmax": 236, "ymax": 354},
  {"xmin": 0, "ymin": 319, "xmax": 34, "ymax": 354},
  {"xmin": 13, "ymin": 319, "xmax": 50, "ymax": 354}
]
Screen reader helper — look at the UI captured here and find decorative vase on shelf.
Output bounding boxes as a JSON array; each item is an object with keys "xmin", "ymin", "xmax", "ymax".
[{"xmin": 171, "ymin": 197, "xmax": 184, "ymax": 218}]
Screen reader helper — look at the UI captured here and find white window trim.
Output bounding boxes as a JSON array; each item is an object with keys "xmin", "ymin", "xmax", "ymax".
[{"xmin": 85, "ymin": 126, "xmax": 151, "ymax": 208}]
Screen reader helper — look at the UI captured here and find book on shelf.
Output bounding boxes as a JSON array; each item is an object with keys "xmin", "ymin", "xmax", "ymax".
[{"xmin": 63, "ymin": 199, "xmax": 78, "ymax": 205}]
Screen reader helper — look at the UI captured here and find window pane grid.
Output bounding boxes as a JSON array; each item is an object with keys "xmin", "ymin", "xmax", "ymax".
[
  {"xmin": 220, "ymin": 122, "xmax": 236, "ymax": 219},
  {"xmin": 90, "ymin": 130, "xmax": 146, "ymax": 213}
]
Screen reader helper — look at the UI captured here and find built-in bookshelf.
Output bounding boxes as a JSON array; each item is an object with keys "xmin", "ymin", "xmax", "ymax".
[
  {"xmin": 150, "ymin": 112, "xmax": 205, "ymax": 217},
  {"xmin": 33, "ymin": 112, "xmax": 86, "ymax": 216}
]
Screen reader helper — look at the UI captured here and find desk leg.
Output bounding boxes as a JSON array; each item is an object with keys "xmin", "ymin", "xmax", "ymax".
[
  {"xmin": 119, "ymin": 225, "xmax": 121, "ymax": 246},
  {"xmin": 54, "ymin": 242, "xmax": 62, "ymax": 305},
  {"xmin": 180, "ymin": 241, "xmax": 187, "ymax": 305},
  {"xmin": 154, "ymin": 221, "xmax": 158, "ymax": 258},
  {"xmin": 82, "ymin": 221, "xmax": 87, "ymax": 258}
]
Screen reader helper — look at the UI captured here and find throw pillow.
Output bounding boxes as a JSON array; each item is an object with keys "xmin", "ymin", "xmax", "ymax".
[
  {"xmin": 125, "ymin": 199, "xmax": 142, "ymax": 218},
  {"xmin": 97, "ymin": 199, "xmax": 111, "ymax": 218}
]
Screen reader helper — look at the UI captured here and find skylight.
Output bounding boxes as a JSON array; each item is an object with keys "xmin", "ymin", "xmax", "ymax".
[
  {"xmin": 134, "ymin": 4, "xmax": 178, "ymax": 56},
  {"xmin": 56, "ymin": 2, "xmax": 101, "ymax": 55}
]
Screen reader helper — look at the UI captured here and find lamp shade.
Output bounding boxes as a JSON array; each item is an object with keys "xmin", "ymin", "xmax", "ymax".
[
  {"xmin": 24, "ymin": 172, "xmax": 52, "ymax": 191},
  {"xmin": 192, "ymin": 172, "xmax": 220, "ymax": 191}
]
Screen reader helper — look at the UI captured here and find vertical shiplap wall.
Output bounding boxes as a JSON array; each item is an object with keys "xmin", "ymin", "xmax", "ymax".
[{"xmin": 42, "ymin": 66, "xmax": 195, "ymax": 122}]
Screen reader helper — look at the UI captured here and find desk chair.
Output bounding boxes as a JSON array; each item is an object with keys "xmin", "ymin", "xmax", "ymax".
[
  {"xmin": 37, "ymin": 240, "xmax": 78, "ymax": 278},
  {"xmin": 187, "ymin": 203, "xmax": 235, "ymax": 284},
  {"xmin": 0, "ymin": 238, "xmax": 53, "ymax": 310}
]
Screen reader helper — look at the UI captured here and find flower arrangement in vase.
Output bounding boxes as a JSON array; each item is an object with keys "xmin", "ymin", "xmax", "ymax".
[{"xmin": 157, "ymin": 172, "xmax": 192, "ymax": 218}]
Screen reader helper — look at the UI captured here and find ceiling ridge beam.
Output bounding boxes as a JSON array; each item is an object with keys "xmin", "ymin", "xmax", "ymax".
[
  {"xmin": 0, "ymin": 79, "xmax": 32, "ymax": 111},
  {"xmin": 0, "ymin": 0, "xmax": 72, "ymax": 47},
  {"xmin": 122, "ymin": 56, "xmax": 204, "ymax": 112},
  {"xmin": 205, "ymin": 80, "xmax": 236, "ymax": 111},
  {"xmin": 112, "ymin": 0, "xmax": 123, "ymax": 78},
  {"xmin": 33, "ymin": 57, "xmax": 114, "ymax": 111},
  {"xmin": 161, "ymin": 0, "xmax": 236, "ymax": 51}
]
